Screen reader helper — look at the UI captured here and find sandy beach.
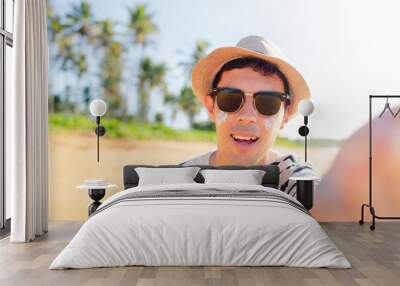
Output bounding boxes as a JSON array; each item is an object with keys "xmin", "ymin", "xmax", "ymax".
[{"xmin": 49, "ymin": 132, "xmax": 340, "ymax": 221}]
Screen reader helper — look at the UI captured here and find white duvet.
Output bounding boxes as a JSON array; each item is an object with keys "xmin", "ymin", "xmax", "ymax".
[{"xmin": 50, "ymin": 183, "xmax": 351, "ymax": 269}]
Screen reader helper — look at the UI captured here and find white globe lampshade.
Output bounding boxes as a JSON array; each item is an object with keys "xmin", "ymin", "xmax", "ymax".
[
  {"xmin": 299, "ymin": 99, "xmax": 314, "ymax": 116},
  {"xmin": 89, "ymin": 99, "xmax": 107, "ymax": 117}
]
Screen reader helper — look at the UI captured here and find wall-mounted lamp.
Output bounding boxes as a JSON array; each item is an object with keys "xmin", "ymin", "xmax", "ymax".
[
  {"xmin": 89, "ymin": 99, "xmax": 107, "ymax": 162},
  {"xmin": 298, "ymin": 99, "xmax": 314, "ymax": 162}
]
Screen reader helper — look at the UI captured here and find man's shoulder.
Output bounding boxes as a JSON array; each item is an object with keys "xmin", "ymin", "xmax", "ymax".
[
  {"xmin": 269, "ymin": 152, "xmax": 298, "ymax": 166},
  {"xmin": 179, "ymin": 150, "xmax": 215, "ymax": 166},
  {"xmin": 271, "ymin": 152, "xmax": 317, "ymax": 172}
]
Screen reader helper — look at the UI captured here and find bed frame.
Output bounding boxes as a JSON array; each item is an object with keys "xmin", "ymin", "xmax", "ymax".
[
  {"xmin": 123, "ymin": 164, "xmax": 279, "ymax": 189},
  {"xmin": 123, "ymin": 164, "xmax": 313, "ymax": 209}
]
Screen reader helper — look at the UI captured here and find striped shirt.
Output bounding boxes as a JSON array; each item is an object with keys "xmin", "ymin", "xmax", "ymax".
[
  {"xmin": 269, "ymin": 154, "xmax": 319, "ymax": 197},
  {"xmin": 180, "ymin": 150, "xmax": 319, "ymax": 197}
]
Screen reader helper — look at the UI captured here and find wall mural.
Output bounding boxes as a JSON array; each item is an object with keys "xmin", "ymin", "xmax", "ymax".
[{"xmin": 47, "ymin": 0, "xmax": 400, "ymax": 222}]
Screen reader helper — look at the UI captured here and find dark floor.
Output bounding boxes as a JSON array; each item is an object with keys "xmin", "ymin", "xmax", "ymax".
[{"xmin": 0, "ymin": 222, "xmax": 399, "ymax": 286}]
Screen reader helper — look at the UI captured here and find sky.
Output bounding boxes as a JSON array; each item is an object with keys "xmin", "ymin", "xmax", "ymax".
[{"xmin": 51, "ymin": 0, "xmax": 400, "ymax": 140}]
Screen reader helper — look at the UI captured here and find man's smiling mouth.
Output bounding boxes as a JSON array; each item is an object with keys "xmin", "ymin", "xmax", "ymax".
[{"xmin": 230, "ymin": 134, "xmax": 259, "ymax": 143}]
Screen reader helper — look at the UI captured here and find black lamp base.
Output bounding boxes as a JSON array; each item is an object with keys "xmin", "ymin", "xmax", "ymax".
[
  {"xmin": 88, "ymin": 188, "xmax": 105, "ymax": 216},
  {"xmin": 296, "ymin": 180, "xmax": 314, "ymax": 210}
]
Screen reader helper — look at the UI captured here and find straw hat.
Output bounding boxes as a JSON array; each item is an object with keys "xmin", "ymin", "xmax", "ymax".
[{"xmin": 191, "ymin": 35, "xmax": 311, "ymax": 120}]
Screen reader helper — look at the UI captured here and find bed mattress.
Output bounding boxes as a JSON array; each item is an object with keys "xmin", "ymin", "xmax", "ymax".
[{"xmin": 50, "ymin": 183, "xmax": 350, "ymax": 269}]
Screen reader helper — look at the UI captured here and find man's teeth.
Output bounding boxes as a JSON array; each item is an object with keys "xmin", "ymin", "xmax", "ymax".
[{"xmin": 232, "ymin": 135, "xmax": 258, "ymax": 141}]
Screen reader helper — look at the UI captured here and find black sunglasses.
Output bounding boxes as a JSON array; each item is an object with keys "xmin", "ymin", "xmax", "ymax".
[{"xmin": 209, "ymin": 87, "xmax": 290, "ymax": 116}]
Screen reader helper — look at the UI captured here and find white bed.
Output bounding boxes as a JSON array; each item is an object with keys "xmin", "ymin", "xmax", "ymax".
[{"xmin": 50, "ymin": 183, "xmax": 350, "ymax": 269}]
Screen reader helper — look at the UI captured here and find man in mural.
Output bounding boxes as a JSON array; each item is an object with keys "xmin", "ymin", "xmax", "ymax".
[{"xmin": 180, "ymin": 35, "xmax": 318, "ymax": 196}]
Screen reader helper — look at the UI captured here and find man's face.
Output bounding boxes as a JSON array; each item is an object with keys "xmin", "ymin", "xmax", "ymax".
[{"xmin": 204, "ymin": 67, "xmax": 289, "ymax": 165}]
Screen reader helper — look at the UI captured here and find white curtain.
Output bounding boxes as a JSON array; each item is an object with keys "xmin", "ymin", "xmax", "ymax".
[{"xmin": 7, "ymin": 0, "xmax": 49, "ymax": 242}]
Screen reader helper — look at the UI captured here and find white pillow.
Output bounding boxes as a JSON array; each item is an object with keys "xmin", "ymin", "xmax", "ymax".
[
  {"xmin": 135, "ymin": 167, "xmax": 200, "ymax": 186},
  {"xmin": 200, "ymin": 169, "xmax": 266, "ymax": 185}
]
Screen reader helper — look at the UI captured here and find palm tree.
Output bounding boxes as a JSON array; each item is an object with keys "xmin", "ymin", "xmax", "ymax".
[
  {"xmin": 138, "ymin": 57, "xmax": 167, "ymax": 122},
  {"xmin": 180, "ymin": 39, "xmax": 210, "ymax": 82},
  {"xmin": 177, "ymin": 86, "xmax": 202, "ymax": 127},
  {"xmin": 96, "ymin": 20, "xmax": 124, "ymax": 117},
  {"xmin": 127, "ymin": 4, "xmax": 159, "ymax": 121},
  {"xmin": 47, "ymin": 1, "xmax": 65, "ymax": 43},
  {"xmin": 47, "ymin": 0, "xmax": 77, "ymax": 72},
  {"xmin": 97, "ymin": 19, "xmax": 114, "ymax": 47},
  {"xmin": 127, "ymin": 4, "xmax": 158, "ymax": 49},
  {"xmin": 64, "ymin": 0, "xmax": 96, "ymax": 44},
  {"xmin": 47, "ymin": 1, "xmax": 80, "ymax": 112},
  {"xmin": 166, "ymin": 39, "xmax": 210, "ymax": 128},
  {"xmin": 61, "ymin": 0, "xmax": 97, "ymax": 111}
]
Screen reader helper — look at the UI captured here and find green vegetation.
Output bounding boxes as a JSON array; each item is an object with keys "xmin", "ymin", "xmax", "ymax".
[
  {"xmin": 49, "ymin": 113, "xmax": 216, "ymax": 142},
  {"xmin": 48, "ymin": 113, "xmax": 313, "ymax": 147}
]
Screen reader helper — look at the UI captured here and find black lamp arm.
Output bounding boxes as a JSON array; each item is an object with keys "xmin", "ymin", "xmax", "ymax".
[
  {"xmin": 298, "ymin": 115, "xmax": 310, "ymax": 163},
  {"xmin": 94, "ymin": 116, "xmax": 106, "ymax": 162}
]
